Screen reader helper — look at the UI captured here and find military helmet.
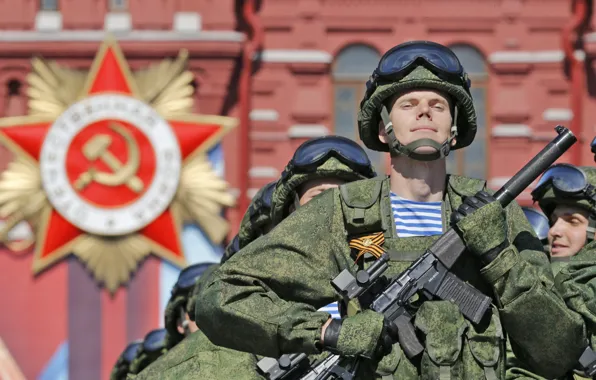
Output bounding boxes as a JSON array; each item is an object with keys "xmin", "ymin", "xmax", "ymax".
[
  {"xmin": 220, "ymin": 181, "xmax": 276, "ymax": 263},
  {"xmin": 533, "ymin": 165, "xmax": 596, "ymax": 218},
  {"xmin": 271, "ymin": 135, "xmax": 376, "ymax": 224},
  {"xmin": 109, "ymin": 340, "xmax": 142, "ymax": 380},
  {"xmin": 221, "ymin": 234, "xmax": 241, "ymax": 264},
  {"xmin": 532, "ymin": 165, "xmax": 596, "ymax": 242},
  {"xmin": 358, "ymin": 41, "xmax": 476, "ymax": 160},
  {"xmin": 128, "ymin": 328, "xmax": 168, "ymax": 375},
  {"xmin": 164, "ymin": 263, "xmax": 215, "ymax": 348},
  {"xmin": 238, "ymin": 181, "xmax": 276, "ymax": 248}
]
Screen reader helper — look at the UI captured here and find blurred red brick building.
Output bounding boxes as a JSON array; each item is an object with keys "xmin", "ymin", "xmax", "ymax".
[{"xmin": 0, "ymin": 0, "xmax": 593, "ymax": 378}]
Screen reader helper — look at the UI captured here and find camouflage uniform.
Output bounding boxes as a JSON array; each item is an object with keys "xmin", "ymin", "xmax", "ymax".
[
  {"xmin": 196, "ymin": 42, "xmax": 586, "ymax": 379},
  {"xmin": 164, "ymin": 263, "xmax": 218, "ymax": 349},
  {"xmin": 507, "ymin": 167, "xmax": 596, "ymax": 379},
  {"xmin": 140, "ymin": 139, "xmax": 375, "ymax": 378},
  {"xmin": 132, "ymin": 264, "xmax": 265, "ymax": 380}
]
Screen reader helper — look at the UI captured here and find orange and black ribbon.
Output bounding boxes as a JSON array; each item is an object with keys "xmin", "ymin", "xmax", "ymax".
[{"xmin": 349, "ymin": 232, "xmax": 386, "ymax": 262}]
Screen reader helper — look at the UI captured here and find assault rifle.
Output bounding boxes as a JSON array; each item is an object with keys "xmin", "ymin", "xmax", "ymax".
[
  {"xmin": 579, "ymin": 346, "xmax": 596, "ymax": 377},
  {"xmin": 257, "ymin": 126, "xmax": 576, "ymax": 380},
  {"xmin": 331, "ymin": 125, "xmax": 576, "ymax": 359},
  {"xmin": 257, "ymin": 353, "xmax": 350, "ymax": 380}
]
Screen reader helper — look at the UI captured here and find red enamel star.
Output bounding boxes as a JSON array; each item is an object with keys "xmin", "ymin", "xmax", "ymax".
[{"xmin": 0, "ymin": 38, "xmax": 234, "ymax": 273}]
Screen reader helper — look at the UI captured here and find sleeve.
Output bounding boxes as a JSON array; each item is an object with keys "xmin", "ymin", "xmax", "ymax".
[
  {"xmin": 195, "ymin": 189, "xmax": 354, "ymax": 358},
  {"xmin": 480, "ymin": 200, "xmax": 587, "ymax": 378},
  {"xmin": 556, "ymin": 244, "xmax": 596, "ymax": 337}
]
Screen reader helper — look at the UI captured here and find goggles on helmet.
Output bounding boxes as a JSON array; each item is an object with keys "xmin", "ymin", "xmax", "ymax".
[
  {"xmin": 522, "ymin": 207, "xmax": 549, "ymax": 241},
  {"xmin": 280, "ymin": 136, "xmax": 376, "ymax": 181},
  {"xmin": 171, "ymin": 263, "xmax": 211, "ymax": 296},
  {"xmin": 591, "ymin": 136, "xmax": 596, "ymax": 162},
  {"xmin": 143, "ymin": 328, "xmax": 167, "ymax": 353},
  {"xmin": 531, "ymin": 164, "xmax": 595, "ymax": 201},
  {"xmin": 363, "ymin": 41, "xmax": 471, "ymax": 105}
]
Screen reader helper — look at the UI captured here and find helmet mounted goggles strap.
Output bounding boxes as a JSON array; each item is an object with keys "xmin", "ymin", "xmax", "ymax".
[{"xmin": 380, "ymin": 104, "xmax": 458, "ymax": 161}]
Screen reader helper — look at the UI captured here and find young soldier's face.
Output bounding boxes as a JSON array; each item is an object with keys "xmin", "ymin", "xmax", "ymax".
[
  {"xmin": 548, "ymin": 205, "xmax": 590, "ymax": 257},
  {"xmin": 381, "ymin": 89, "xmax": 455, "ymax": 154}
]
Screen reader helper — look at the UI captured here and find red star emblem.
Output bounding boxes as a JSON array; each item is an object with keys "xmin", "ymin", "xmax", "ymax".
[{"xmin": 0, "ymin": 38, "xmax": 233, "ymax": 274}]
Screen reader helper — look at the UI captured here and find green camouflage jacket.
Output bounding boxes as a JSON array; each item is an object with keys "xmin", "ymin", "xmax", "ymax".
[
  {"xmin": 506, "ymin": 242, "xmax": 596, "ymax": 380},
  {"xmin": 196, "ymin": 176, "xmax": 586, "ymax": 379},
  {"xmin": 129, "ymin": 329, "xmax": 263, "ymax": 380}
]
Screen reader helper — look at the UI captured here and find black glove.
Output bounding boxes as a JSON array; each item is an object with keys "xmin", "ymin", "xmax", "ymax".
[{"xmin": 451, "ymin": 191, "xmax": 509, "ymax": 265}]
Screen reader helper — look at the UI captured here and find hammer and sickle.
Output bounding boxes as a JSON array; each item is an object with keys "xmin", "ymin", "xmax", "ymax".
[{"xmin": 74, "ymin": 122, "xmax": 144, "ymax": 193}]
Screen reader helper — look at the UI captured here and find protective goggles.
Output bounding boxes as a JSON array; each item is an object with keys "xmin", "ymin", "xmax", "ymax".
[
  {"xmin": 363, "ymin": 41, "xmax": 471, "ymax": 104},
  {"xmin": 143, "ymin": 328, "xmax": 167, "ymax": 353},
  {"xmin": 522, "ymin": 207, "xmax": 549, "ymax": 241},
  {"xmin": 123, "ymin": 341, "xmax": 142, "ymax": 363},
  {"xmin": 171, "ymin": 263, "xmax": 212, "ymax": 295},
  {"xmin": 531, "ymin": 164, "xmax": 593, "ymax": 201},
  {"xmin": 280, "ymin": 136, "xmax": 375, "ymax": 181}
]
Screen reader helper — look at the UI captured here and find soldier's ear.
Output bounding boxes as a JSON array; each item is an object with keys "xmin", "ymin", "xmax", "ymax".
[{"xmin": 378, "ymin": 121, "xmax": 389, "ymax": 144}]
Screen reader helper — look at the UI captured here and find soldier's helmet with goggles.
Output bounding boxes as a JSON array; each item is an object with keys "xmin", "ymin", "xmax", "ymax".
[
  {"xmin": 164, "ymin": 263, "xmax": 215, "ymax": 347},
  {"xmin": 271, "ymin": 135, "xmax": 376, "ymax": 224},
  {"xmin": 109, "ymin": 340, "xmax": 142, "ymax": 380},
  {"xmin": 358, "ymin": 40, "xmax": 476, "ymax": 161},
  {"xmin": 221, "ymin": 181, "xmax": 276, "ymax": 263},
  {"xmin": 128, "ymin": 328, "xmax": 168, "ymax": 374},
  {"xmin": 531, "ymin": 164, "xmax": 596, "ymax": 242}
]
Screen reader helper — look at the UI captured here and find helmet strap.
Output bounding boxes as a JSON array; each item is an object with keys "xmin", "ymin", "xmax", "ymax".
[{"xmin": 380, "ymin": 105, "xmax": 458, "ymax": 161}]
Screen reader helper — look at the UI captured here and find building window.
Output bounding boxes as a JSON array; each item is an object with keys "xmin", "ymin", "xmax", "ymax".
[
  {"xmin": 40, "ymin": 0, "xmax": 58, "ymax": 11},
  {"xmin": 446, "ymin": 44, "xmax": 488, "ymax": 179},
  {"xmin": 332, "ymin": 44, "xmax": 383, "ymax": 174},
  {"xmin": 108, "ymin": 0, "xmax": 128, "ymax": 11},
  {"xmin": 4, "ymin": 79, "xmax": 25, "ymax": 117}
]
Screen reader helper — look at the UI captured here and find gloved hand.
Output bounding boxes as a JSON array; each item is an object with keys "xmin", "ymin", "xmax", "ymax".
[
  {"xmin": 451, "ymin": 190, "xmax": 509, "ymax": 264},
  {"xmin": 322, "ymin": 309, "xmax": 397, "ymax": 359}
]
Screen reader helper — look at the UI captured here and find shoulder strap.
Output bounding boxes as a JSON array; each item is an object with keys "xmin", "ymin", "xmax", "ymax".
[{"xmin": 339, "ymin": 178, "xmax": 385, "ymax": 237}]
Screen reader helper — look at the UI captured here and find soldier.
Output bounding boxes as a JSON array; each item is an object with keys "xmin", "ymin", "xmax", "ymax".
[
  {"xmin": 196, "ymin": 40, "xmax": 586, "ymax": 379},
  {"xmin": 221, "ymin": 180, "xmax": 277, "ymax": 263},
  {"xmin": 134, "ymin": 137, "xmax": 377, "ymax": 378},
  {"xmin": 129, "ymin": 264, "xmax": 265, "ymax": 380},
  {"xmin": 507, "ymin": 165, "xmax": 596, "ymax": 379},
  {"xmin": 110, "ymin": 340, "xmax": 143, "ymax": 380},
  {"xmin": 164, "ymin": 263, "xmax": 216, "ymax": 349},
  {"xmin": 127, "ymin": 328, "xmax": 168, "ymax": 376}
]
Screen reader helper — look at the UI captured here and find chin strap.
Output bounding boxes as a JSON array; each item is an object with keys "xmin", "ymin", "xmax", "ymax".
[{"xmin": 380, "ymin": 105, "xmax": 458, "ymax": 161}]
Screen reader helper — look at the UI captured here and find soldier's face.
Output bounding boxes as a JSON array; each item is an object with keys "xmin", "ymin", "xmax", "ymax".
[
  {"xmin": 297, "ymin": 178, "xmax": 347, "ymax": 206},
  {"xmin": 548, "ymin": 205, "xmax": 590, "ymax": 257},
  {"xmin": 381, "ymin": 89, "xmax": 455, "ymax": 154}
]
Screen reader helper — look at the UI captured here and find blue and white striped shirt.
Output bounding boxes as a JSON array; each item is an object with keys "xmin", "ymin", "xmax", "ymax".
[
  {"xmin": 320, "ymin": 194, "xmax": 443, "ymax": 319},
  {"xmin": 391, "ymin": 192, "xmax": 443, "ymax": 237},
  {"xmin": 319, "ymin": 301, "xmax": 341, "ymax": 319}
]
